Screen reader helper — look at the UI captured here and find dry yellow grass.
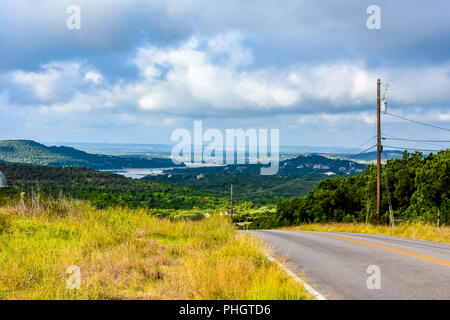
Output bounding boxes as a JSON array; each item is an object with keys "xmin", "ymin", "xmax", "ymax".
[
  {"xmin": 284, "ymin": 222, "xmax": 450, "ymax": 244},
  {"xmin": 0, "ymin": 199, "xmax": 310, "ymax": 300}
]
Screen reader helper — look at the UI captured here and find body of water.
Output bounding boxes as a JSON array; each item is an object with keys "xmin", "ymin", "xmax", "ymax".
[
  {"xmin": 101, "ymin": 168, "xmax": 176, "ymax": 179},
  {"xmin": 102, "ymin": 164, "xmax": 225, "ymax": 179}
]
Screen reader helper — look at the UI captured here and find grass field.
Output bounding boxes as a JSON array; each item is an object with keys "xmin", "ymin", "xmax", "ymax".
[
  {"xmin": 284, "ymin": 222, "xmax": 450, "ymax": 244},
  {"xmin": 0, "ymin": 198, "xmax": 309, "ymax": 300}
]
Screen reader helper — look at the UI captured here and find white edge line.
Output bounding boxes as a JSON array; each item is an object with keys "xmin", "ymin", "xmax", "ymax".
[{"xmin": 265, "ymin": 253, "xmax": 327, "ymax": 300}]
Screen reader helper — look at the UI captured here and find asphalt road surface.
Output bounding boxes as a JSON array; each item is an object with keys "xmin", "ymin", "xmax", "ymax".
[{"xmin": 253, "ymin": 230, "xmax": 450, "ymax": 300}]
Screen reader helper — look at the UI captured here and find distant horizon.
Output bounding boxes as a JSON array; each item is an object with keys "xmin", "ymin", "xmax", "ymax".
[
  {"xmin": 1, "ymin": 138, "xmax": 416, "ymax": 155},
  {"xmin": 0, "ymin": 138, "xmax": 375, "ymax": 150}
]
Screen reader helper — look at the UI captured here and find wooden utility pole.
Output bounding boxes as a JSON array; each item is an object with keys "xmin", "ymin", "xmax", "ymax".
[
  {"xmin": 376, "ymin": 79, "xmax": 382, "ymax": 224},
  {"xmin": 230, "ymin": 184, "xmax": 233, "ymax": 219}
]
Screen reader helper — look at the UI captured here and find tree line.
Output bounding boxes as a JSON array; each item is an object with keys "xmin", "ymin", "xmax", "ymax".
[
  {"xmin": 267, "ymin": 150, "xmax": 449, "ymax": 228},
  {"xmin": 0, "ymin": 163, "xmax": 226, "ymax": 210}
]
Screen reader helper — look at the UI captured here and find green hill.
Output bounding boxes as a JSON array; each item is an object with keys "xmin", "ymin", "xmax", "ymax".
[
  {"xmin": 0, "ymin": 140, "xmax": 182, "ymax": 169},
  {"xmin": 143, "ymin": 154, "xmax": 366, "ymax": 203},
  {"xmin": 0, "ymin": 161, "xmax": 223, "ymax": 210},
  {"xmin": 275, "ymin": 150, "xmax": 449, "ymax": 226}
]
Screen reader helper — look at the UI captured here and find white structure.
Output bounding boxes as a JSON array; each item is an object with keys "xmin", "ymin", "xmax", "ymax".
[
  {"xmin": 0, "ymin": 170, "xmax": 7, "ymax": 188},
  {"xmin": 381, "ymin": 100, "xmax": 387, "ymax": 113},
  {"xmin": 220, "ymin": 211, "xmax": 237, "ymax": 216}
]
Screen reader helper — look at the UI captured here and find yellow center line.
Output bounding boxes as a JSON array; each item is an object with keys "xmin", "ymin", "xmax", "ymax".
[{"xmin": 308, "ymin": 232, "xmax": 450, "ymax": 267}]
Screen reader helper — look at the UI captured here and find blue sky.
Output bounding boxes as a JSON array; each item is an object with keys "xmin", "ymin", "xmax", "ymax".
[{"xmin": 0, "ymin": 0, "xmax": 449, "ymax": 149}]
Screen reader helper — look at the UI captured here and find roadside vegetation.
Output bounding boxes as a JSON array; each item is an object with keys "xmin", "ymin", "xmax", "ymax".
[
  {"xmin": 274, "ymin": 150, "xmax": 449, "ymax": 227},
  {"xmin": 0, "ymin": 196, "xmax": 309, "ymax": 300},
  {"xmin": 145, "ymin": 170, "xmax": 325, "ymax": 204},
  {"xmin": 284, "ymin": 222, "xmax": 450, "ymax": 244}
]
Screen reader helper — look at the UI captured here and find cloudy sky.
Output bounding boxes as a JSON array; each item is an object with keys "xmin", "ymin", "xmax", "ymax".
[{"xmin": 1, "ymin": 0, "xmax": 449, "ymax": 149}]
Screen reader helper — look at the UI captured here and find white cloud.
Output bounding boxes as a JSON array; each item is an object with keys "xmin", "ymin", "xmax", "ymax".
[
  {"xmin": 132, "ymin": 33, "xmax": 302, "ymax": 113},
  {"xmin": 11, "ymin": 66, "xmax": 62, "ymax": 101},
  {"xmin": 85, "ymin": 71, "xmax": 103, "ymax": 84},
  {"xmin": 2, "ymin": 32, "xmax": 450, "ymax": 122},
  {"xmin": 206, "ymin": 31, "xmax": 253, "ymax": 67},
  {"xmin": 438, "ymin": 113, "xmax": 450, "ymax": 121},
  {"xmin": 130, "ymin": 34, "xmax": 450, "ymax": 115},
  {"xmin": 384, "ymin": 109, "xmax": 450, "ymax": 123},
  {"xmin": 297, "ymin": 111, "xmax": 375, "ymax": 125},
  {"xmin": 5, "ymin": 62, "xmax": 104, "ymax": 106},
  {"xmin": 297, "ymin": 109, "xmax": 450, "ymax": 126}
]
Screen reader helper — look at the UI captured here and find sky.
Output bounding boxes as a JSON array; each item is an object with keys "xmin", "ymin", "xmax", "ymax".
[{"xmin": 0, "ymin": 0, "xmax": 449, "ymax": 150}]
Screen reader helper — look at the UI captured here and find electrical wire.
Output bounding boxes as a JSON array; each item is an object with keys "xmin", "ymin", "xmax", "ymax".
[
  {"xmin": 254, "ymin": 143, "xmax": 377, "ymax": 194},
  {"xmin": 382, "ymin": 135, "xmax": 450, "ymax": 148},
  {"xmin": 382, "ymin": 137, "xmax": 450, "ymax": 143},
  {"xmin": 243, "ymin": 143, "xmax": 377, "ymax": 195},
  {"xmin": 382, "ymin": 132, "xmax": 450, "ymax": 146},
  {"xmin": 384, "ymin": 112, "xmax": 450, "ymax": 132},
  {"xmin": 383, "ymin": 145, "xmax": 445, "ymax": 152}
]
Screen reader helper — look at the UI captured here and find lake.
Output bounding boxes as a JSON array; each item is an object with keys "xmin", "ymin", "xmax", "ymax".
[
  {"xmin": 101, "ymin": 164, "xmax": 225, "ymax": 179},
  {"xmin": 101, "ymin": 168, "xmax": 176, "ymax": 179}
]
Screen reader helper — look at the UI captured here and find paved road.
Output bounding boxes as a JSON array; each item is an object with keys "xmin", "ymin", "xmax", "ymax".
[{"xmin": 253, "ymin": 230, "xmax": 450, "ymax": 300}]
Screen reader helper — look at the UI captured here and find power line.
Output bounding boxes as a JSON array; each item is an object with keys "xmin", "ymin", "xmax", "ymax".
[
  {"xmin": 244, "ymin": 143, "xmax": 377, "ymax": 195},
  {"xmin": 257, "ymin": 144, "xmax": 376, "ymax": 194},
  {"xmin": 382, "ymin": 137, "xmax": 450, "ymax": 143},
  {"xmin": 384, "ymin": 112, "xmax": 450, "ymax": 132},
  {"xmin": 238, "ymin": 135, "xmax": 376, "ymax": 196},
  {"xmin": 382, "ymin": 136, "xmax": 450, "ymax": 149},
  {"xmin": 383, "ymin": 145, "xmax": 445, "ymax": 152},
  {"xmin": 382, "ymin": 133, "xmax": 450, "ymax": 149}
]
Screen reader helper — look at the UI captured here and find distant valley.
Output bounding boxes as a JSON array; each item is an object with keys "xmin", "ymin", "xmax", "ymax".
[
  {"xmin": 0, "ymin": 139, "xmax": 370, "ymax": 204},
  {"xmin": 0, "ymin": 140, "xmax": 182, "ymax": 170},
  {"xmin": 144, "ymin": 154, "xmax": 367, "ymax": 202}
]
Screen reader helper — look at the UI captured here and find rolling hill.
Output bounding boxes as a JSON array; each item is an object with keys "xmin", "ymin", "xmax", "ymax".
[
  {"xmin": 0, "ymin": 140, "xmax": 183, "ymax": 169},
  {"xmin": 0, "ymin": 161, "xmax": 221, "ymax": 209},
  {"xmin": 143, "ymin": 154, "xmax": 367, "ymax": 203}
]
